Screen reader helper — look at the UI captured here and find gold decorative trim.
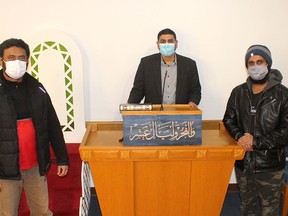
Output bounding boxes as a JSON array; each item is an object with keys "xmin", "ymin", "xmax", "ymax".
[
  {"xmin": 196, "ymin": 150, "xmax": 207, "ymax": 159},
  {"xmin": 158, "ymin": 150, "xmax": 169, "ymax": 159},
  {"xmin": 234, "ymin": 149, "xmax": 244, "ymax": 159},
  {"xmin": 81, "ymin": 151, "xmax": 92, "ymax": 161},
  {"xmin": 120, "ymin": 151, "xmax": 130, "ymax": 160}
]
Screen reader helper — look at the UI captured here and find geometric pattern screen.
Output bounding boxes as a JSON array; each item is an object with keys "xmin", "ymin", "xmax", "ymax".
[{"xmin": 30, "ymin": 41, "xmax": 75, "ymax": 132}]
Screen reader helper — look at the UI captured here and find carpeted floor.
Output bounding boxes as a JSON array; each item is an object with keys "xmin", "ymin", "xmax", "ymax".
[
  {"xmin": 221, "ymin": 191, "xmax": 241, "ymax": 216},
  {"xmin": 18, "ymin": 143, "xmax": 82, "ymax": 216}
]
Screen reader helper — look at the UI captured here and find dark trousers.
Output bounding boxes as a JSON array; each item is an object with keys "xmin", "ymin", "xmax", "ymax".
[{"xmin": 235, "ymin": 166, "xmax": 284, "ymax": 216}]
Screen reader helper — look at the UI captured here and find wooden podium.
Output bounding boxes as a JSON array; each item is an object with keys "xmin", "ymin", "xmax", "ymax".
[{"xmin": 79, "ymin": 106, "xmax": 244, "ymax": 216}]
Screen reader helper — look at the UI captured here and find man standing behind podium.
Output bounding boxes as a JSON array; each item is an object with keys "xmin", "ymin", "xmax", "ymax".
[{"xmin": 127, "ymin": 28, "xmax": 201, "ymax": 108}]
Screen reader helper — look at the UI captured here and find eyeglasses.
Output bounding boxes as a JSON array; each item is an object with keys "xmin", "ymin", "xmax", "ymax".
[{"xmin": 247, "ymin": 59, "xmax": 266, "ymax": 67}]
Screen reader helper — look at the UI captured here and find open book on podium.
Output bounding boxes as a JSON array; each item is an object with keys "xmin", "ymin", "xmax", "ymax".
[{"xmin": 119, "ymin": 103, "xmax": 202, "ymax": 146}]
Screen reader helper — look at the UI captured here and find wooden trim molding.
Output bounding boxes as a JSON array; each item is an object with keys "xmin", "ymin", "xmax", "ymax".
[{"xmin": 85, "ymin": 120, "xmax": 223, "ymax": 131}]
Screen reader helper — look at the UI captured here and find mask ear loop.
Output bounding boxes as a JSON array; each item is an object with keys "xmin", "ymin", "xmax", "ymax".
[{"xmin": 0, "ymin": 59, "xmax": 5, "ymax": 71}]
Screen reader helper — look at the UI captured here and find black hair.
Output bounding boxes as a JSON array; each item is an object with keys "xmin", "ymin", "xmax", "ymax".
[
  {"xmin": 0, "ymin": 38, "xmax": 30, "ymax": 58},
  {"xmin": 157, "ymin": 28, "xmax": 177, "ymax": 40}
]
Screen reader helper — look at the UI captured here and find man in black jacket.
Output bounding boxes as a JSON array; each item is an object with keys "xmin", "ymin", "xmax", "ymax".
[
  {"xmin": 223, "ymin": 45, "xmax": 288, "ymax": 215},
  {"xmin": 128, "ymin": 28, "xmax": 201, "ymax": 108},
  {"xmin": 0, "ymin": 38, "xmax": 69, "ymax": 216}
]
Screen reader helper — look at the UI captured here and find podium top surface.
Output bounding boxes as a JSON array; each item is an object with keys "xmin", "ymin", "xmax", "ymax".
[
  {"xmin": 121, "ymin": 104, "xmax": 202, "ymax": 115},
  {"xmin": 79, "ymin": 122, "xmax": 245, "ymax": 162}
]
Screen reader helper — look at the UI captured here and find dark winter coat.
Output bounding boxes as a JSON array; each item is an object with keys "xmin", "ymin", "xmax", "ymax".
[{"xmin": 0, "ymin": 71, "xmax": 69, "ymax": 180}]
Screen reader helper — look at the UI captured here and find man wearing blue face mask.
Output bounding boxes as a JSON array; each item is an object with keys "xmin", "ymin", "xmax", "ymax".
[
  {"xmin": 128, "ymin": 28, "xmax": 201, "ymax": 108},
  {"xmin": 223, "ymin": 45, "xmax": 288, "ymax": 215}
]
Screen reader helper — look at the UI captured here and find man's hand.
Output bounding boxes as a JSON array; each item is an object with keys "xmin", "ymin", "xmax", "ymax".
[
  {"xmin": 237, "ymin": 133, "xmax": 253, "ymax": 151},
  {"xmin": 188, "ymin": 102, "xmax": 198, "ymax": 109},
  {"xmin": 57, "ymin": 165, "xmax": 69, "ymax": 177}
]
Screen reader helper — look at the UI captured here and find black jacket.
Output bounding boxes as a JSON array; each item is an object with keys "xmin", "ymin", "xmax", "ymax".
[
  {"xmin": 128, "ymin": 53, "xmax": 201, "ymax": 104},
  {"xmin": 0, "ymin": 71, "xmax": 69, "ymax": 180},
  {"xmin": 223, "ymin": 69, "xmax": 288, "ymax": 172}
]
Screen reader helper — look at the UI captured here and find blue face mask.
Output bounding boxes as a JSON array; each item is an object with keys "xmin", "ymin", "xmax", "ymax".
[{"xmin": 159, "ymin": 43, "xmax": 175, "ymax": 57}]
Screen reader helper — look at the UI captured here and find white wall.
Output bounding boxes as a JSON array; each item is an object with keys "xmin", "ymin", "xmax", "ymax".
[{"xmin": 2, "ymin": 0, "xmax": 288, "ymax": 121}]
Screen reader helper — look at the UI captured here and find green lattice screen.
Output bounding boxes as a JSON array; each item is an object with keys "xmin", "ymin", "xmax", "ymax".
[{"xmin": 30, "ymin": 41, "xmax": 75, "ymax": 132}]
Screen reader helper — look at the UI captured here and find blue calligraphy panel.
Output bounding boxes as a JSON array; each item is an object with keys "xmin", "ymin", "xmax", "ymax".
[{"xmin": 123, "ymin": 114, "xmax": 202, "ymax": 146}]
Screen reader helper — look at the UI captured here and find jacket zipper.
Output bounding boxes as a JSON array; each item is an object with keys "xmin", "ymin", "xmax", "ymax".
[{"xmin": 253, "ymin": 92, "xmax": 268, "ymax": 173}]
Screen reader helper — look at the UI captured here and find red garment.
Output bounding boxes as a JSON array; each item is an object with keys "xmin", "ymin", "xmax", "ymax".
[{"xmin": 17, "ymin": 119, "xmax": 38, "ymax": 170}]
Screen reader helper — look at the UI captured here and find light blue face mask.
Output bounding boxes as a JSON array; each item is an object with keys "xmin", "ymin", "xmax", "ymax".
[{"xmin": 159, "ymin": 43, "xmax": 175, "ymax": 57}]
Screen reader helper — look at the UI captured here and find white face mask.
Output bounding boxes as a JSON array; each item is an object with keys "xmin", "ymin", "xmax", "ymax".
[
  {"xmin": 4, "ymin": 60, "xmax": 26, "ymax": 79},
  {"xmin": 247, "ymin": 65, "xmax": 268, "ymax": 80}
]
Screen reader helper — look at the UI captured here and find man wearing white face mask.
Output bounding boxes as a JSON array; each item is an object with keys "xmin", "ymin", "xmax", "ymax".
[
  {"xmin": 128, "ymin": 28, "xmax": 201, "ymax": 108},
  {"xmin": 3, "ymin": 60, "xmax": 27, "ymax": 79},
  {"xmin": 0, "ymin": 38, "xmax": 69, "ymax": 216},
  {"xmin": 223, "ymin": 45, "xmax": 288, "ymax": 215}
]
